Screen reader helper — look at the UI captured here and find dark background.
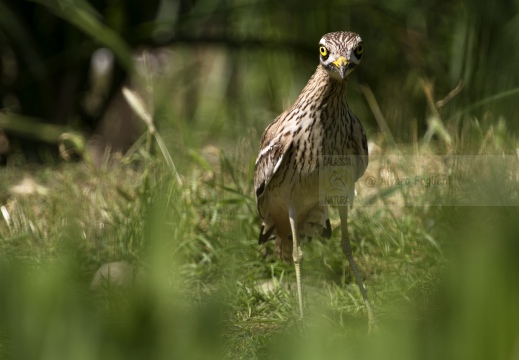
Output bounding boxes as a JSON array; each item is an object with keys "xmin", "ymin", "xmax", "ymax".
[{"xmin": 1, "ymin": 0, "xmax": 518, "ymax": 162}]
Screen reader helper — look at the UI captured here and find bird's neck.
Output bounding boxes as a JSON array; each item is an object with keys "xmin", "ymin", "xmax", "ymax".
[{"xmin": 296, "ymin": 65, "xmax": 348, "ymax": 109}]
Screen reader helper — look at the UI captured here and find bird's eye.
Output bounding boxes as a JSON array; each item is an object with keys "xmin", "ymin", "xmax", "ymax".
[
  {"xmin": 354, "ymin": 44, "xmax": 364, "ymax": 57},
  {"xmin": 319, "ymin": 46, "xmax": 328, "ymax": 58}
]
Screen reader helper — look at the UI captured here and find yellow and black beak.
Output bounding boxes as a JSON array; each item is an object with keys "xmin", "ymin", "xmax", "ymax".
[{"xmin": 332, "ymin": 56, "xmax": 348, "ymax": 79}]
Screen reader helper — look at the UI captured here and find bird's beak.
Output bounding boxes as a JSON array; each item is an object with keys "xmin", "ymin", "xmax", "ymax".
[{"xmin": 333, "ymin": 56, "xmax": 348, "ymax": 79}]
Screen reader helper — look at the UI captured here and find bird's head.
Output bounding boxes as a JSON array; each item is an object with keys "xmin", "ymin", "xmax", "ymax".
[{"xmin": 318, "ymin": 31, "xmax": 363, "ymax": 81}]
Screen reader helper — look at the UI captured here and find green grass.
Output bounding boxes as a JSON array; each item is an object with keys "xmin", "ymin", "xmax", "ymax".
[{"xmin": 1, "ymin": 115, "xmax": 518, "ymax": 359}]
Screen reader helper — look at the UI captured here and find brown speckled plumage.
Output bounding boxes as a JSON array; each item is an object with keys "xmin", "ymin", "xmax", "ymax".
[{"xmin": 253, "ymin": 31, "xmax": 374, "ymax": 325}]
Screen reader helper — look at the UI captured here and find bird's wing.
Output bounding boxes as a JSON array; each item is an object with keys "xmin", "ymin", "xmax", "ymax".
[{"xmin": 253, "ymin": 117, "xmax": 293, "ymax": 218}]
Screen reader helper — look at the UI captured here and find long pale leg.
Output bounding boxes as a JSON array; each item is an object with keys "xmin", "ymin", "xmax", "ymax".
[
  {"xmin": 288, "ymin": 206, "xmax": 304, "ymax": 318},
  {"xmin": 338, "ymin": 206, "xmax": 375, "ymax": 328}
]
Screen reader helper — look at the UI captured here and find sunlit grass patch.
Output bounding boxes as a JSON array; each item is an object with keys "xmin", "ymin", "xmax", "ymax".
[{"xmin": 0, "ymin": 114, "xmax": 518, "ymax": 358}]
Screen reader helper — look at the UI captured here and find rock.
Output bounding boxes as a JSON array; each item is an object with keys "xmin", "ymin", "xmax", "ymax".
[
  {"xmin": 255, "ymin": 279, "xmax": 295, "ymax": 293},
  {"xmin": 90, "ymin": 261, "xmax": 136, "ymax": 290},
  {"xmin": 255, "ymin": 279, "xmax": 279, "ymax": 293}
]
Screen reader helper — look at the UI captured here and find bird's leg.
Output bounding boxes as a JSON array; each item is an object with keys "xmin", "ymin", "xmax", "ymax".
[
  {"xmin": 338, "ymin": 206, "xmax": 376, "ymax": 329},
  {"xmin": 288, "ymin": 206, "xmax": 304, "ymax": 318}
]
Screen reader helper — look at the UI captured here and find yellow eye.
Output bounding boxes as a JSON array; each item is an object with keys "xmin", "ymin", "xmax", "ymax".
[
  {"xmin": 355, "ymin": 44, "xmax": 364, "ymax": 57},
  {"xmin": 319, "ymin": 46, "xmax": 328, "ymax": 57}
]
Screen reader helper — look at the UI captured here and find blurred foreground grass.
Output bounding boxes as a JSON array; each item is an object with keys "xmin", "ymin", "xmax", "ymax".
[{"xmin": 0, "ymin": 118, "xmax": 518, "ymax": 359}]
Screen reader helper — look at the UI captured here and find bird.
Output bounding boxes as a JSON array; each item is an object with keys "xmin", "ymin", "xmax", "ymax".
[{"xmin": 254, "ymin": 31, "xmax": 374, "ymax": 325}]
